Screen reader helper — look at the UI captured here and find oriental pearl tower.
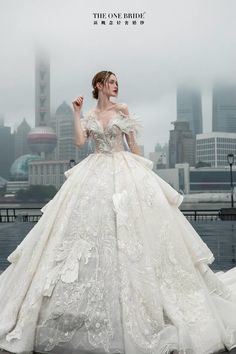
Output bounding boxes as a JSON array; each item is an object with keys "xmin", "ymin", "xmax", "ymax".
[{"xmin": 27, "ymin": 48, "xmax": 57, "ymax": 158}]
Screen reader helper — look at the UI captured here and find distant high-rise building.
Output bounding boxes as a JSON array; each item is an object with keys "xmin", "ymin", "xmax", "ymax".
[
  {"xmin": 169, "ymin": 121, "xmax": 196, "ymax": 168},
  {"xmin": 212, "ymin": 83, "xmax": 236, "ymax": 133},
  {"xmin": 50, "ymin": 101, "xmax": 76, "ymax": 161},
  {"xmin": 177, "ymin": 85, "xmax": 203, "ymax": 135},
  {"xmin": 50, "ymin": 101, "xmax": 93, "ymax": 162},
  {"xmin": 32, "ymin": 48, "xmax": 56, "ymax": 159},
  {"xmin": 149, "ymin": 151, "xmax": 167, "ymax": 170},
  {"xmin": 149, "ymin": 143, "xmax": 168, "ymax": 170},
  {"xmin": 35, "ymin": 49, "xmax": 50, "ymax": 127},
  {"xmin": 14, "ymin": 118, "xmax": 31, "ymax": 160},
  {"xmin": 0, "ymin": 119, "xmax": 14, "ymax": 179}
]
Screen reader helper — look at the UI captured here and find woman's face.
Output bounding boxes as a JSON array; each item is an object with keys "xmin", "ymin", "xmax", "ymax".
[{"xmin": 99, "ymin": 74, "xmax": 118, "ymax": 98}]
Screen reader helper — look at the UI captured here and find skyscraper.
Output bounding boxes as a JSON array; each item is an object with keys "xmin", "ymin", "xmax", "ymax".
[
  {"xmin": 177, "ymin": 85, "xmax": 203, "ymax": 135},
  {"xmin": 0, "ymin": 119, "xmax": 14, "ymax": 179},
  {"xmin": 50, "ymin": 101, "xmax": 93, "ymax": 162},
  {"xmin": 212, "ymin": 83, "xmax": 236, "ymax": 133},
  {"xmin": 169, "ymin": 121, "xmax": 196, "ymax": 168},
  {"xmin": 50, "ymin": 101, "xmax": 76, "ymax": 161},
  {"xmin": 31, "ymin": 48, "xmax": 56, "ymax": 159},
  {"xmin": 35, "ymin": 49, "xmax": 51, "ymax": 127},
  {"xmin": 14, "ymin": 118, "xmax": 31, "ymax": 160}
]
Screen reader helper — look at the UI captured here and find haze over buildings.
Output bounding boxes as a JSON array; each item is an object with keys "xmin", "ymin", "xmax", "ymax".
[
  {"xmin": 0, "ymin": 0, "xmax": 236, "ymax": 155},
  {"xmin": 212, "ymin": 84, "xmax": 236, "ymax": 133},
  {"xmin": 177, "ymin": 85, "xmax": 203, "ymax": 135}
]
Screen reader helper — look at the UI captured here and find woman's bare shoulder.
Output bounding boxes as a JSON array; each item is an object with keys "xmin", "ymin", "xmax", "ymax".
[
  {"xmin": 115, "ymin": 102, "xmax": 129, "ymax": 115},
  {"xmin": 115, "ymin": 102, "xmax": 128, "ymax": 109}
]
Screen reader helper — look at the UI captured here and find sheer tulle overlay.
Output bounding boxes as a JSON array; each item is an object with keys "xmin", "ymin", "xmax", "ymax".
[{"xmin": 1, "ymin": 108, "xmax": 236, "ymax": 354}]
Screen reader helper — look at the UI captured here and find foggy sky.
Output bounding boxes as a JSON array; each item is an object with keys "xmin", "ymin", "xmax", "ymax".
[{"xmin": 0, "ymin": 0, "xmax": 236, "ymax": 155}]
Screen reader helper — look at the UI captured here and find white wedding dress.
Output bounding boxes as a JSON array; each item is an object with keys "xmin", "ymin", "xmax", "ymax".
[{"xmin": 1, "ymin": 107, "xmax": 236, "ymax": 354}]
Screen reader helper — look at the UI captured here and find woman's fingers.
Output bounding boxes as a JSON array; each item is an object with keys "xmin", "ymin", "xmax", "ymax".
[
  {"xmin": 73, "ymin": 97, "xmax": 83, "ymax": 103},
  {"xmin": 72, "ymin": 96, "xmax": 84, "ymax": 110}
]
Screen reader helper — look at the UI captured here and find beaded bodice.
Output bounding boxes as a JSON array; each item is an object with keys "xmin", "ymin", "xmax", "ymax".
[{"xmin": 81, "ymin": 109, "xmax": 143, "ymax": 154}]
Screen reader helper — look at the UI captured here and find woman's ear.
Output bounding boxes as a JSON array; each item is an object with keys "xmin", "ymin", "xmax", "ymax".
[{"xmin": 96, "ymin": 82, "xmax": 103, "ymax": 91}]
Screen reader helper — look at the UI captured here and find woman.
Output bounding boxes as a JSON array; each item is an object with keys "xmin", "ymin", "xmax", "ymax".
[{"xmin": 0, "ymin": 70, "xmax": 236, "ymax": 354}]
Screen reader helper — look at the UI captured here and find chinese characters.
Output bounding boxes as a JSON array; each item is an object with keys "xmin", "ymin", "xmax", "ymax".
[{"xmin": 92, "ymin": 12, "xmax": 146, "ymax": 26}]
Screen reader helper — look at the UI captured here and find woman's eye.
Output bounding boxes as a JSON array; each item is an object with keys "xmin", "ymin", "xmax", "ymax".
[{"xmin": 110, "ymin": 80, "xmax": 117, "ymax": 84}]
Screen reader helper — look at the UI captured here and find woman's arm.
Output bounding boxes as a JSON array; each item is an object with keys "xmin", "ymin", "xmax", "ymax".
[
  {"xmin": 74, "ymin": 110, "xmax": 88, "ymax": 147},
  {"xmin": 120, "ymin": 104, "xmax": 143, "ymax": 157},
  {"xmin": 72, "ymin": 96, "xmax": 87, "ymax": 147}
]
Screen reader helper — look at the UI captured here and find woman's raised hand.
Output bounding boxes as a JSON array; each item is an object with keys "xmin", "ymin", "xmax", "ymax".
[{"xmin": 72, "ymin": 96, "xmax": 84, "ymax": 112}]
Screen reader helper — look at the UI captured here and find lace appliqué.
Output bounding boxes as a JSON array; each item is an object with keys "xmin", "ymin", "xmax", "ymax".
[
  {"xmin": 34, "ymin": 156, "xmax": 122, "ymax": 353},
  {"xmin": 113, "ymin": 189, "xmax": 143, "ymax": 262},
  {"xmin": 81, "ymin": 109, "xmax": 143, "ymax": 154}
]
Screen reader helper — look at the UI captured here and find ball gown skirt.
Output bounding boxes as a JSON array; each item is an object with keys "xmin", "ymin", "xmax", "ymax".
[{"xmin": 0, "ymin": 108, "xmax": 236, "ymax": 354}]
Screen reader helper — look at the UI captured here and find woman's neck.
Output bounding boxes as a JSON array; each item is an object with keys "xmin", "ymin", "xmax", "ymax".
[{"xmin": 96, "ymin": 97, "xmax": 115, "ymax": 112}]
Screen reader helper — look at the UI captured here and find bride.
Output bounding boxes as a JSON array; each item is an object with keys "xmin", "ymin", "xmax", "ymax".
[{"xmin": 0, "ymin": 70, "xmax": 236, "ymax": 354}]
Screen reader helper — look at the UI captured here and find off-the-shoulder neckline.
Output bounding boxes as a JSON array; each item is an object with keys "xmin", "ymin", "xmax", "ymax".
[{"xmin": 89, "ymin": 109, "xmax": 128, "ymax": 131}]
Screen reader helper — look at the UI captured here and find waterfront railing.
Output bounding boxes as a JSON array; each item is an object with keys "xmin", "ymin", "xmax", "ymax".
[{"xmin": 1, "ymin": 207, "xmax": 236, "ymax": 222}]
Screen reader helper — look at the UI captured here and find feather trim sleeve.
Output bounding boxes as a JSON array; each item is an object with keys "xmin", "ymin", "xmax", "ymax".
[{"xmin": 117, "ymin": 110, "xmax": 143, "ymax": 136}]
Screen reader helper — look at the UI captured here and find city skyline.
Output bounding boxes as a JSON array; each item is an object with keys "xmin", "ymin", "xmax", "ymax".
[{"xmin": 1, "ymin": 0, "xmax": 236, "ymax": 155}]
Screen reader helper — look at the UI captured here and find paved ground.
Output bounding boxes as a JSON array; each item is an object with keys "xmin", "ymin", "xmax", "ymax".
[
  {"xmin": 1, "ymin": 350, "xmax": 236, "ymax": 354},
  {"xmin": 1, "ymin": 346, "xmax": 236, "ymax": 354}
]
